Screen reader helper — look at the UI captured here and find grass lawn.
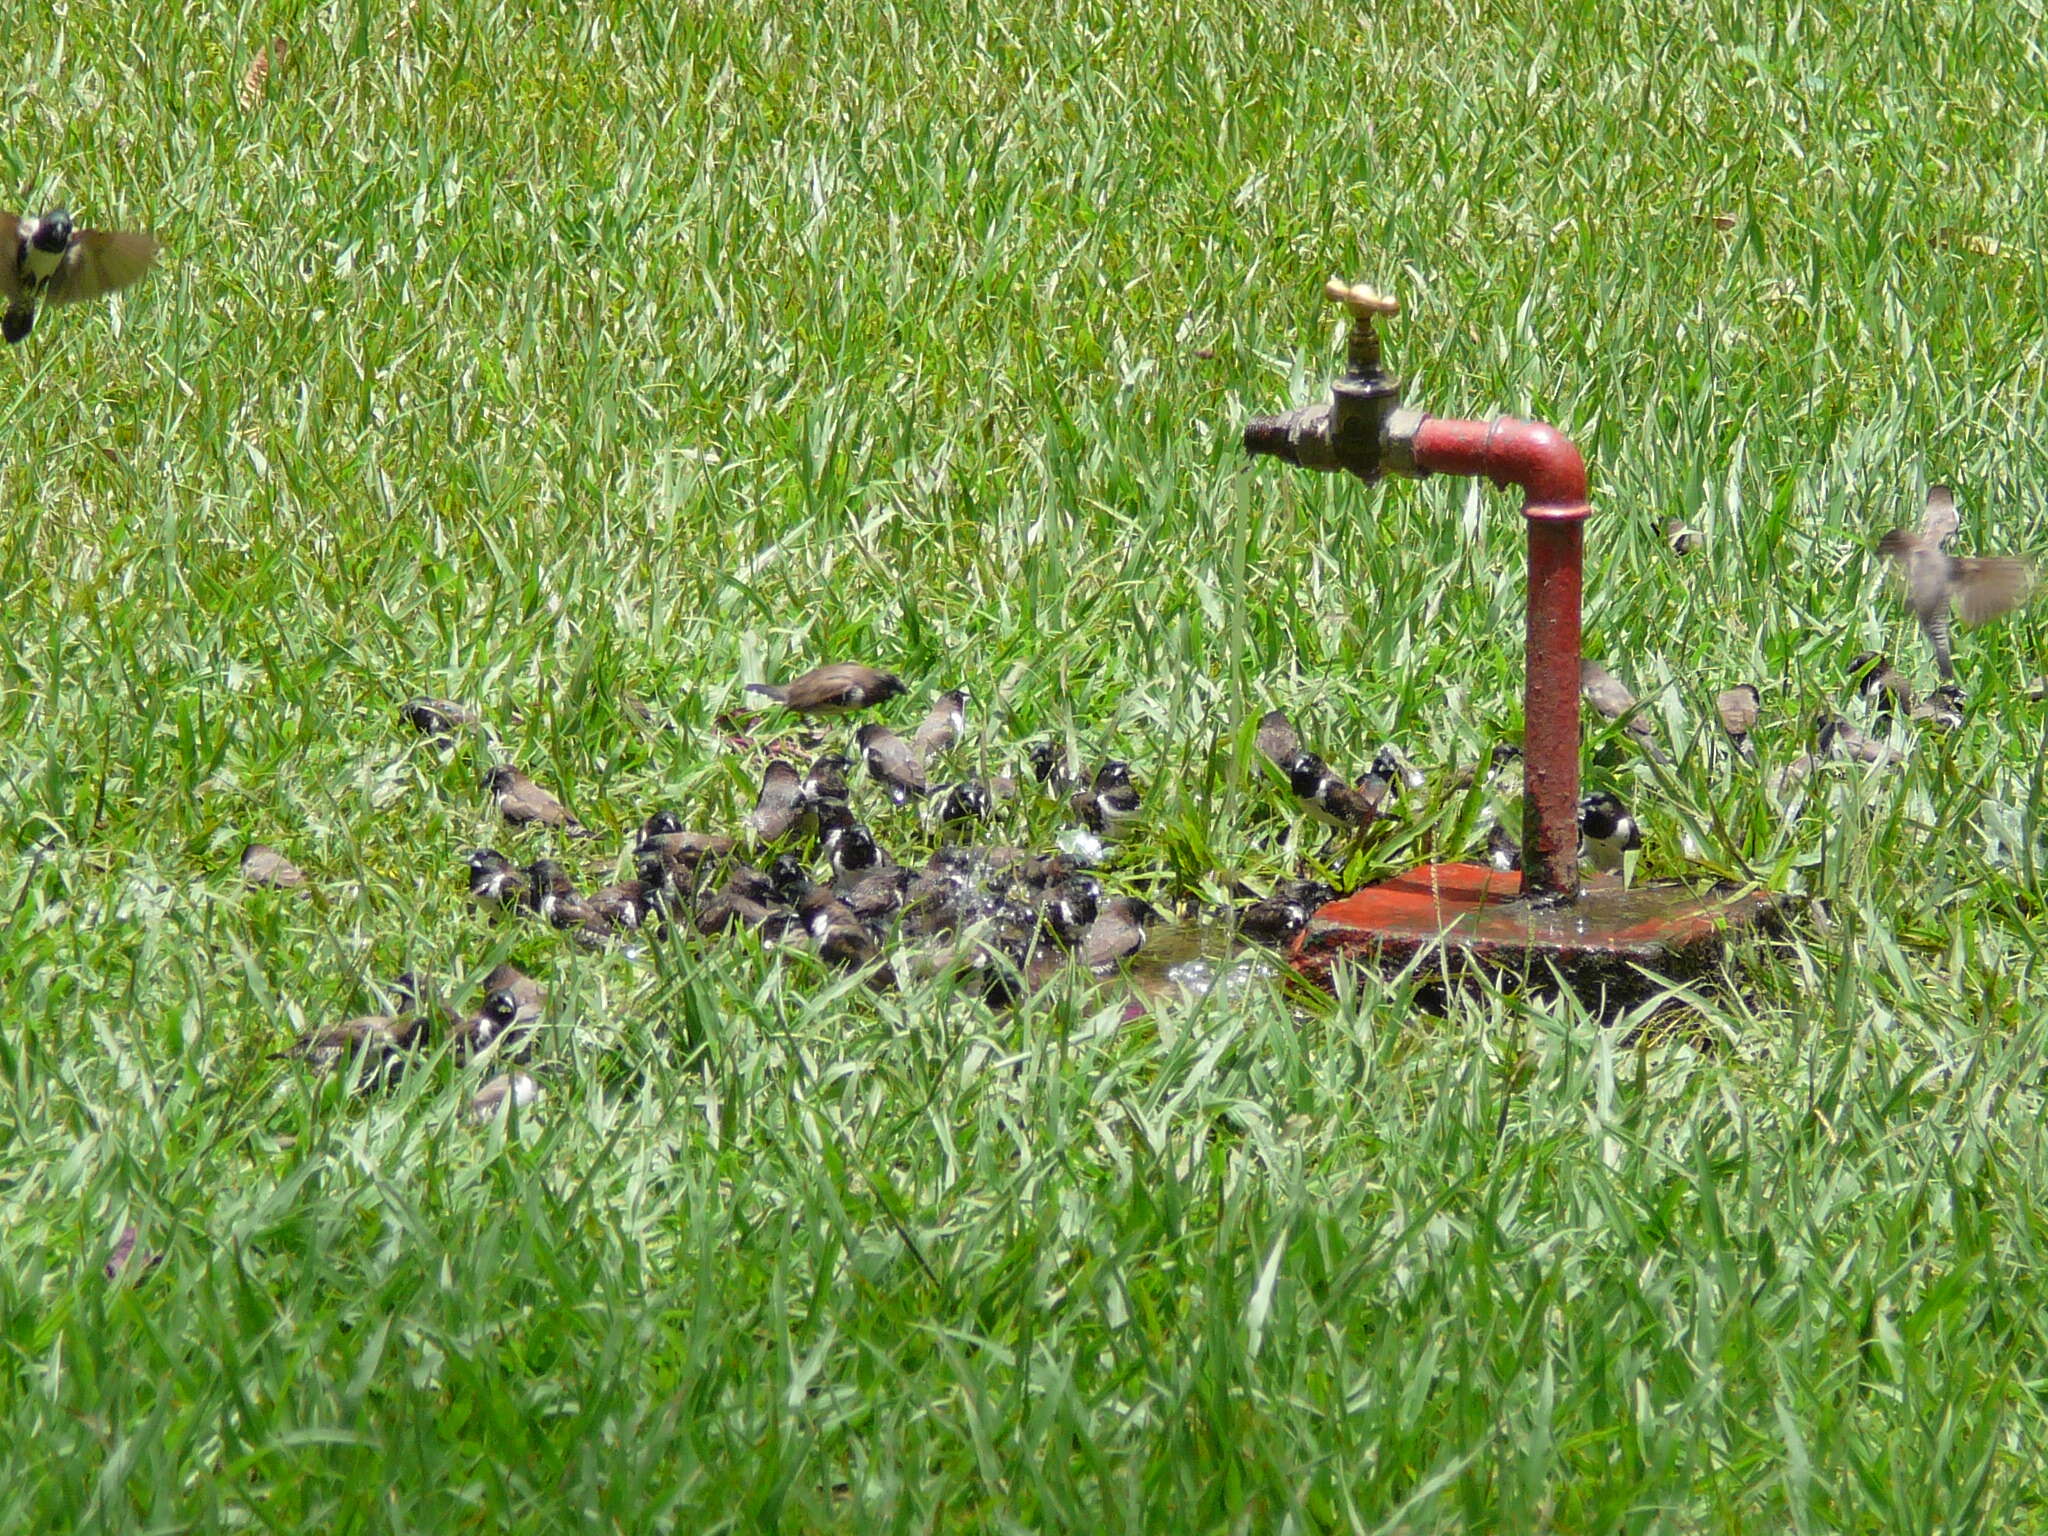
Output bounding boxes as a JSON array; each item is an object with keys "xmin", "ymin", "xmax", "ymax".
[{"xmin": 7, "ymin": 0, "xmax": 2048, "ymax": 1527}]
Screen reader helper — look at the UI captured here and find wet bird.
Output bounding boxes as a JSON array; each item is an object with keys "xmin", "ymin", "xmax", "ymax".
[
  {"xmin": 1876, "ymin": 484, "xmax": 2036, "ymax": 681},
  {"xmin": 1238, "ymin": 880, "xmax": 1334, "ymax": 947},
  {"xmin": 401, "ymin": 696, "xmax": 481, "ymax": 738},
  {"xmin": 912, "ymin": 687, "xmax": 970, "ymax": 764},
  {"xmin": 465, "ymin": 847, "xmax": 529, "ymax": 911},
  {"xmin": 469, "ymin": 1071, "xmax": 541, "ymax": 1123},
  {"xmin": 1040, "ymin": 874, "xmax": 1103, "ymax": 947},
  {"xmin": 1, "ymin": 209, "xmax": 158, "ymax": 344},
  {"xmin": 1485, "ymin": 819, "xmax": 1522, "ymax": 872},
  {"xmin": 798, "ymin": 885, "xmax": 887, "ymax": 972},
  {"xmin": 1070, "ymin": 760, "xmax": 1142, "ymax": 839},
  {"xmin": 1577, "ymin": 792, "xmax": 1642, "ymax": 874},
  {"xmin": 1663, "ymin": 517, "xmax": 1703, "ymax": 555},
  {"xmin": 823, "ymin": 818, "xmax": 889, "ymax": 881},
  {"xmin": 486, "ymin": 765, "xmax": 593, "ymax": 837},
  {"xmin": 745, "ymin": 759, "xmax": 810, "ymax": 843},
  {"xmin": 1580, "ymin": 659, "xmax": 1672, "ymax": 764},
  {"xmin": 241, "ymin": 842, "xmax": 307, "ymax": 890},
  {"xmin": 746, "ymin": 663, "xmax": 907, "ymax": 716},
  {"xmin": 1079, "ymin": 895, "xmax": 1161, "ymax": 970},
  {"xmin": 1922, "ymin": 683, "xmax": 1966, "ymax": 731},
  {"xmin": 936, "ymin": 776, "xmax": 1014, "ymax": 826},
  {"xmin": 856, "ymin": 722, "xmax": 929, "ymax": 803},
  {"xmin": 1715, "ymin": 684, "xmax": 1761, "ymax": 759}
]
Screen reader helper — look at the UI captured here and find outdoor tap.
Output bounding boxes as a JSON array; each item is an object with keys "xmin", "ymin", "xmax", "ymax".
[
  {"xmin": 1243, "ymin": 281, "xmax": 1421, "ymax": 483},
  {"xmin": 1242, "ymin": 279, "xmax": 1593, "ymax": 905}
]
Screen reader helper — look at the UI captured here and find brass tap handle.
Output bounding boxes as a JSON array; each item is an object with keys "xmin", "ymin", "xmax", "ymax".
[{"xmin": 1323, "ymin": 279, "xmax": 1400, "ymax": 319}]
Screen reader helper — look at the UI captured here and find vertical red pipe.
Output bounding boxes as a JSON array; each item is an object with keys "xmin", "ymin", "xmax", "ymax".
[{"xmin": 1409, "ymin": 417, "xmax": 1591, "ymax": 903}]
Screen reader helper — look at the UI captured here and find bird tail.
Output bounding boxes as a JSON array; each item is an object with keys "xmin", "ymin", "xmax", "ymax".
[{"xmin": 745, "ymin": 684, "xmax": 789, "ymax": 703}]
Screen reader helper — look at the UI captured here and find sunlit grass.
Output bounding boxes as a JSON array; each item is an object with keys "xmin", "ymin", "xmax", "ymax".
[{"xmin": 5, "ymin": 0, "xmax": 2048, "ymax": 1527}]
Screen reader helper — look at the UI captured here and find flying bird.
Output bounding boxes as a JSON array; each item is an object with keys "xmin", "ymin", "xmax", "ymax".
[
  {"xmin": 746, "ymin": 663, "xmax": 907, "ymax": 716},
  {"xmin": 2, "ymin": 209, "xmax": 158, "ymax": 344},
  {"xmin": 1876, "ymin": 484, "xmax": 2036, "ymax": 681}
]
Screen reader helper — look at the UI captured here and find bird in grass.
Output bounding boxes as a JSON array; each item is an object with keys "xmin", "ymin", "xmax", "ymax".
[
  {"xmin": 451, "ymin": 987, "xmax": 533, "ymax": 1060},
  {"xmin": 1283, "ymin": 752, "xmax": 1380, "ymax": 834},
  {"xmin": 1580, "ymin": 658, "xmax": 1672, "ymax": 764},
  {"xmin": 1022, "ymin": 739, "xmax": 1080, "ymax": 794},
  {"xmin": 634, "ymin": 812, "xmax": 736, "ymax": 869},
  {"xmin": 241, "ymin": 842, "xmax": 307, "ymax": 890},
  {"xmin": 465, "ymin": 848, "xmax": 528, "ymax": 911},
  {"xmin": 1876, "ymin": 484, "xmax": 2036, "ymax": 681},
  {"xmin": 485, "ymin": 765, "xmax": 593, "ymax": 837},
  {"xmin": 1715, "ymin": 684, "xmax": 1761, "ymax": 759},
  {"xmin": 1070, "ymin": 761, "xmax": 1142, "ymax": 839},
  {"xmin": 1577, "ymin": 792, "xmax": 1642, "ymax": 874},
  {"xmin": 1040, "ymin": 874, "xmax": 1103, "ymax": 947},
  {"xmin": 745, "ymin": 759, "xmax": 811, "ymax": 843},
  {"xmin": 1849, "ymin": 651, "xmax": 1916, "ymax": 721},
  {"xmin": 524, "ymin": 859, "xmax": 613, "ymax": 945},
  {"xmin": 1484, "ymin": 818, "xmax": 1522, "ymax": 872},
  {"xmin": 2, "ymin": 209, "xmax": 158, "ymax": 344},
  {"xmin": 1922, "ymin": 683, "xmax": 1966, "ymax": 731},
  {"xmin": 856, "ymin": 722, "xmax": 929, "ymax": 804},
  {"xmin": 1078, "ymin": 895, "xmax": 1162, "ymax": 970},
  {"xmin": 798, "ymin": 885, "xmax": 888, "ymax": 973},
  {"xmin": 801, "ymin": 751, "xmax": 854, "ymax": 814},
  {"xmin": 912, "ymin": 687, "xmax": 970, "ymax": 764},
  {"xmin": 273, "ymin": 1009, "xmax": 427, "ymax": 1084},
  {"xmin": 469, "ymin": 1071, "xmax": 541, "ymax": 1124},
  {"xmin": 746, "ymin": 663, "xmax": 907, "ymax": 716},
  {"xmin": 1255, "ymin": 709, "xmax": 1301, "ymax": 768},
  {"xmin": 1663, "ymin": 517, "xmax": 1703, "ymax": 555},
  {"xmin": 401, "ymin": 696, "xmax": 481, "ymax": 738},
  {"xmin": 1238, "ymin": 880, "xmax": 1334, "ymax": 947},
  {"xmin": 1816, "ymin": 713, "xmax": 1907, "ymax": 767}
]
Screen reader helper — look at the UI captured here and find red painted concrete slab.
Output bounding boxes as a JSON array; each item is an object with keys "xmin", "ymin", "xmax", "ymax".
[{"xmin": 1292, "ymin": 861, "xmax": 1783, "ymax": 1006}]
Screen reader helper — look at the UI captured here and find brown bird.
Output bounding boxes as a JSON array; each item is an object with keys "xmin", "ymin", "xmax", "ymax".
[
  {"xmin": 1876, "ymin": 484, "xmax": 2036, "ymax": 681},
  {"xmin": 401, "ymin": 696, "xmax": 481, "ymax": 737},
  {"xmin": 1079, "ymin": 895, "xmax": 1162, "ymax": 970},
  {"xmin": 451, "ymin": 987, "xmax": 534, "ymax": 1060},
  {"xmin": 856, "ymin": 723, "xmax": 929, "ymax": 804},
  {"xmin": 1850, "ymin": 651, "xmax": 1916, "ymax": 718},
  {"xmin": 1715, "ymin": 684, "xmax": 1760, "ymax": 758},
  {"xmin": 241, "ymin": 842, "xmax": 307, "ymax": 890},
  {"xmin": 1663, "ymin": 517, "xmax": 1703, "ymax": 555},
  {"xmin": 1817, "ymin": 713, "xmax": 1907, "ymax": 767},
  {"xmin": 469, "ymin": 1071, "xmax": 542, "ymax": 1123},
  {"xmin": 912, "ymin": 687, "xmax": 970, "ymax": 764},
  {"xmin": 745, "ymin": 759, "xmax": 810, "ymax": 843},
  {"xmin": 524, "ymin": 859, "xmax": 612, "ymax": 945},
  {"xmin": 485, "ymin": 765, "xmax": 594, "ymax": 837},
  {"xmin": 746, "ymin": 663, "xmax": 907, "ymax": 716},
  {"xmin": 2, "ymin": 209, "xmax": 158, "ymax": 344},
  {"xmin": 480, "ymin": 963, "xmax": 545, "ymax": 1023},
  {"xmin": 1255, "ymin": 709, "xmax": 1302, "ymax": 768},
  {"xmin": 1580, "ymin": 658, "xmax": 1672, "ymax": 764},
  {"xmin": 272, "ymin": 1011, "xmax": 426, "ymax": 1082},
  {"xmin": 797, "ymin": 885, "xmax": 888, "ymax": 973}
]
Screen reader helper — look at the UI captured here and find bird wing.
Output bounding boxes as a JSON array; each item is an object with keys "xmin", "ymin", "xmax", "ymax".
[
  {"xmin": 1920, "ymin": 484, "xmax": 1959, "ymax": 548},
  {"xmin": 46, "ymin": 229, "xmax": 159, "ymax": 305},
  {"xmin": 0, "ymin": 214, "xmax": 18, "ymax": 303},
  {"xmin": 1952, "ymin": 557, "xmax": 2036, "ymax": 625}
]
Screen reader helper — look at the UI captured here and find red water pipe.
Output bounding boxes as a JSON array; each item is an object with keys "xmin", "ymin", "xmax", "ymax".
[{"xmin": 1411, "ymin": 416, "xmax": 1589, "ymax": 903}]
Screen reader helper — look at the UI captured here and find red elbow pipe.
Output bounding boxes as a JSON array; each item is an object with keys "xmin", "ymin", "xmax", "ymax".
[{"xmin": 1412, "ymin": 416, "xmax": 1590, "ymax": 904}]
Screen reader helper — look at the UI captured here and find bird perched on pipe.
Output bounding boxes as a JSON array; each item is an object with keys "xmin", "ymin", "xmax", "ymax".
[
  {"xmin": 746, "ymin": 663, "xmax": 907, "ymax": 716},
  {"xmin": 2, "ymin": 209, "xmax": 158, "ymax": 344},
  {"xmin": 1876, "ymin": 484, "xmax": 2036, "ymax": 681}
]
